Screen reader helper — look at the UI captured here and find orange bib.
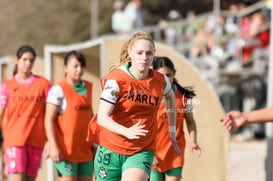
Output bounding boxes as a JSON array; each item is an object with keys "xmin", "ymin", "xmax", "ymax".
[
  {"xmin": 55, "ymin": 78, "xmax": 93, "ymax": 162},
  {"xmin": 88, "ymin": 69, "xmax": 164, "ymax": 155},
  {"xmin": 153, "ymin": 90, "xmax": 188, "ymax": 172},
  {"xmin": 3, "ymin": 76, "xmax": 50, "ymax": 149}
]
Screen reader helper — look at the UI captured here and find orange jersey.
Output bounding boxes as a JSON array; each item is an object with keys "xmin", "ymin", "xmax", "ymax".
[
  {"xmin": 54, "ymin": 78, "xmax": 93, "ymax": 162},
  {"xmin": 152, "ymin": 88, "xmax": 188, "ymax": 172},
  {"xmin": 88, "ymin": 68, "xmax": 165, "ymax": 155},
  {"xmin": 3, "ymin": 76, "xmax": 50, "ymax": 149}
]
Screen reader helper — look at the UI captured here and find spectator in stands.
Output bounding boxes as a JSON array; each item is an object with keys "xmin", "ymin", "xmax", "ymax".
[
  {"xmin": 223, "ymin": 1, "xmax": 269, "ymax": 67},
  {"xmin": 182, "ymin": 10, "xmax": 204, "ymax": 58},
  {"xmin": 241, "ymin": 10, "xmax": 269, "ymax": 62},
  {"xmin": 124, "ymin": 0, "xmax": 145, "ymax": 29},
  {"xmin": 164, "ymin": 10, "xmax": 182, "ymax": 47},
  {"xmin": 185, "ymin": 12, "xmax": 225, "ymax": 85},
  {"xmin": 224, "ymin": 3, "xmax": 239, "ymax": 35},
  {"xmin": 111, "ymin": 0, "xmax": 133, "ymax": 35},
  {"xmin": 205, "ymin": 14, "xmax": 225, "ymax": 39},
  {"xmin": 263, "ymin": 0, "xmax": 271, "ymax": 21},
  {"xmin": 183, "ymin": 10, "xmax": 198, "ymax": 43}
]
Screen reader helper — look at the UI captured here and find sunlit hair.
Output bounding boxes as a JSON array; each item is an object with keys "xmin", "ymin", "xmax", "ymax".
[
  {"xmin": 110, "ymin": 31, "xmax": 154, "ymax": 71},
  {"xmin": 13, "ymin": 45, "xmax": 36, "ymax": 76},
  {"xmin": 153, "ymin": 56, "xmax": 196, "ymax": 98}
]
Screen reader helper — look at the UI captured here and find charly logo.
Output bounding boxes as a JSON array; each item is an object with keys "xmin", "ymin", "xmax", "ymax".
[
  {"xmin": 13, "ymin": 95, "xmax": 44, "ymax": 102},
  {"xmin": 75, "ymin": 105, "xmax": 91, "ymax": 111},
  {"xmin": 123, "ymin": 90, "xmax": 160, "ymax": 105},
  {"xmin": 98, "ymin": 166, "xmax": 107, "ymax": 178},
  {"xmin": 182, "ymin": 94, "xmax": 200, "ymax": 106}
]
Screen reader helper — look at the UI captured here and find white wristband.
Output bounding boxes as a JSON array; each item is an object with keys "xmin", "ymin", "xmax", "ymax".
[{"xmin": 168, "ymin": 125, "xmax": 176, "ymax": 133}]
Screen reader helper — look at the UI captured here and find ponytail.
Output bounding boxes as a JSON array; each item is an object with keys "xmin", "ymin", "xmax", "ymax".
[
  {"xmin": 109, "ymin": 40, "xmax": 131, "ymax": 71},
  {"xmin": 13, "ymin": 65, "xmax": 18, "ymax": 76},
  {"xmin": 173, "ymin": 78, "xmax": 196, "ymax": 98}
]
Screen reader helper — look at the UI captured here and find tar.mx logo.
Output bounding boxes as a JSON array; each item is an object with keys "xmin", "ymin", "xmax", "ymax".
[{"xmin": 182, "ymin": 94, "xmax": 200, "ymax": 106}]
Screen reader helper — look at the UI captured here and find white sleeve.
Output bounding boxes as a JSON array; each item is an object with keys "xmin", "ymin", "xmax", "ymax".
[
  {"xmin": 163, "ymin": 75, "xmax": 171, "ymax": 96},
  {"xmin": 100, "ymin": 79, "xmax": 120, "ymax": 104},
  {"xmin": 46, "ymin": 85, "xmax": 64, "ymax": 106}
]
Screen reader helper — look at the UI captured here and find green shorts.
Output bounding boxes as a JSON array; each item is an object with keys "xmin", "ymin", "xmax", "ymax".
[
  {"xmin": 149, "ymin": 167, "xmax": 182, "ymax": 181},
  {"xmin": 94, "ymin": 145, "xmax": 154, "ymax": 181},
  {"xmin": 53, "ymin": 160, "xmax": 93, "ymax": 177}
]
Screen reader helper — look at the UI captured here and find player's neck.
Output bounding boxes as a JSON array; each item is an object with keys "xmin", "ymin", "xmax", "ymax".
[{"xmin": 17, "ymin": 71, "xmax": 31, "ymax": 82}]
